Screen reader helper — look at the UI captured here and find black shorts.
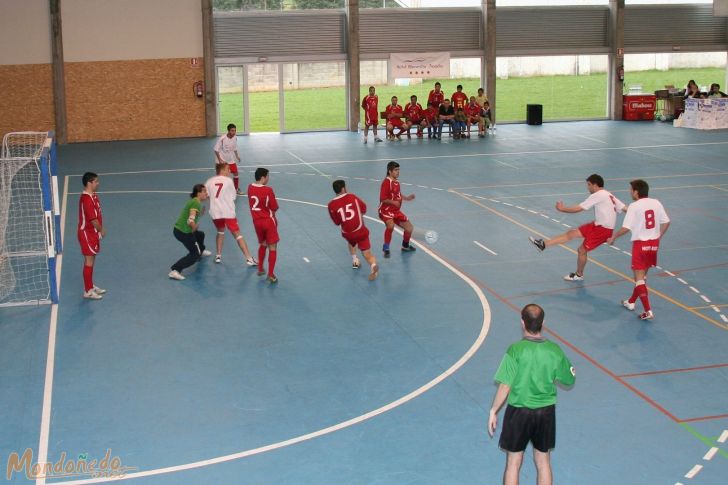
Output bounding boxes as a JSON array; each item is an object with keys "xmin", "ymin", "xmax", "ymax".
[{"xmin": 499, "ymin": 404, "xmax": 556, "ymax": 453}]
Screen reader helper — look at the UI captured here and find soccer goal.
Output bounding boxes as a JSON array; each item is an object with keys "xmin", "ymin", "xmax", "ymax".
[{"xmin": 0, "ymin": 131, "xmax": 62, "ymax": 306}]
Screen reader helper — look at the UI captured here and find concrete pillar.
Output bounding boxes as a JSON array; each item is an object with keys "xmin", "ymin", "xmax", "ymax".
[
  {"xmin": 50, "ymin": 0, "xmax": 67, "ymax": 144},
  {"xmin": 608, "ymin": 0, "xmax": 625, "ymax": 120},
  {"xmin": 483, "ymin": 0, "xmax": 496, "ymax": 123},
  {"xmin": 346, "ymin": 0, "xmax": 361, "ymax": 132},
  {"xmin": 202, "ymin": 0, "xmax": 217, "ymax": 136}
]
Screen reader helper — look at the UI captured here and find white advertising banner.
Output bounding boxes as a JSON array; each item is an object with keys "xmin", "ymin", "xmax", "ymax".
[
  {"xmin": 677, "ymin": 98, "xmax": 728, "ymax": 130},
  {"xmin": 390, "ymin": 52, "xmax": 450, "ymax": 78}
]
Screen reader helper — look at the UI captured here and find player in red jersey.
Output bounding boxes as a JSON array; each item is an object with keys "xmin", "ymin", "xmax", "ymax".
[
  {"xmin": 464, "ymin": 96, "xmax": 485, "ymax": 138},
  {"xmin": 404, "ymin": 95, "xmax": 427, "ymax": 138},
  {"xmin": 428, "ymin": 82, "xmax": 445, "ymax": 109},
  {"xmin": 328, "ymin": 180, "xmax": 379, "ymax": 281},
  {"xmin": 608, "ymin": 179, "xmax": 670, "ymax": 320},
  {"xmin": 378, "ymin": 161, "xmax": 416, "ymax": 257},
  {"xmin": 361, "ymin": 86, "xmax": 383, "ymax": 144},
  {"xmin": 385, "ymin": 96, "xmax": 405, "ymax": 140},
  {"xmin": 424, "ymin": 102, "xmax": 439, "ymax": 138},
  {"xmin": 451, "ymin": 84, "xmax": 468, "ymax": 110},
  {"xmin": 247, "ymin": 168, "xmax": 280, "ymax": 283},
  {"xmin": 77, "ymin": 172, "xmax": 106, "ymax": 300}
]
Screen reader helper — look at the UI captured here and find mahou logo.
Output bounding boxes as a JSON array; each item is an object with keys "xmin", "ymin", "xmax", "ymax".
[{"xmin": 630, "ymin": 101, "xmax": 654, "ymax": 110}]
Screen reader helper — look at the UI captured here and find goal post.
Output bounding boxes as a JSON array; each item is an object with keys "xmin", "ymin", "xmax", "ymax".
[{"xmin": 0, "ymin": 131, "xmax": 61, "ymax": 306}]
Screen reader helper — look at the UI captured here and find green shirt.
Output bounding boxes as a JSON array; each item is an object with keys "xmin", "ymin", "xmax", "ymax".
[
  {"xmin": 494, "ymin": 337, "xmax": 575, "ymax": 409},
  {"xmin": 174, "ymin": 198, "xmax": 202, "ymax": 234}
]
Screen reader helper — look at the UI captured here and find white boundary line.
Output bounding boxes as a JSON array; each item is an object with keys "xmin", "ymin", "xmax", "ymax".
[
  {"xmin": 473, "ymin": 241, "xmax": 498, "ymax": 256},
  {"xmin": 36, "ymin": 176, "xmax": 68, "ymax": 485},
  {"xmin": 47, "ymin": 196, "xmax": 491, "ymax": 484},
  {"xmin": 286, "ymin": 150, "xmax": 330, "ymax": 179}
]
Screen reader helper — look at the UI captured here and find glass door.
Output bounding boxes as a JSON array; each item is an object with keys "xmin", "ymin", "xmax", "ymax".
[
  {"xmin": 282, "ymin": 61, "xmax": 347, "ymax": 132},
  {"xmin": 216, "ymin": 66, "xmax": 245, "ymax": 134},
  {"xmin": 247, "ymin": 63, "xmax": 281, "ymax": 133}
]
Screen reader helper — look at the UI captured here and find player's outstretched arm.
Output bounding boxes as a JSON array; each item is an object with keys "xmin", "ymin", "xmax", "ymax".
[
  {"xmin": 555, "ymin": 200, "xmax": 584, "ymax": 213},
  {"xmin": 607, "ymin": 227, "xmax": 630, "ymax": 245}
]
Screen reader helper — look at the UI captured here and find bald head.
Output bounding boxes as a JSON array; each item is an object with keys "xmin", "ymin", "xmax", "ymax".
[{"xmin": 521, "ymin": 304, "xmax": 544, "ymax": 334}]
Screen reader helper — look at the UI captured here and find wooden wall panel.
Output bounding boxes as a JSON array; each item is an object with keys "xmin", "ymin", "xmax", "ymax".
[
  {"xmin": 0, "ymin": 64, "xmax": 55, "ymax": 139},
  {"xmin": 64, "ymin": 58, "xmax": 206, "ymax": 142}
]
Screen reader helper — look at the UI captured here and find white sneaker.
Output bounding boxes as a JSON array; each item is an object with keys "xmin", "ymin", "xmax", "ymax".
[
  {"xmin": 563, "ymin": 272, "xmax": 584, "ymax": 281},
  {"xmin": 92, "ymin": 285, "xmax": 107, "ymax": 295},
  {"xmin": 83, "ymin": 289, "xmax": 103, "ymax": 300},
  {"xmin": 363, "ymin": 138, "xmax": 368, "ymax": 144},
  {"xmin": 368, "ymin": 263, "xmax": 379, "ymax": 281},
  {"xmin": 639, "ymin": 310, "xmax": 654, "ymax": 320},
  {"xmin": 201, "ymin": 250, "xmax": 212, "ymax": 257},
  {"xmin": 245, "ymin": 257, "xmax": 258, "ymax": 266},
  {"xmin": 622, "ymin": 300, "xmax": 635, "ymax": 311},
  {"xmin": 352, "ymin": 259, "xmax": 361, "ymax": 269},
  {"xmin": 168, "ymin": 270, "xmax": 185, "ymax": 281},
  {"xmin": 375, "ymin": 137, "xmax": 383, "ymax": 142},
  {"xmin": 214, "ymin": 255, "xmax": 222, "ymax": 264}
]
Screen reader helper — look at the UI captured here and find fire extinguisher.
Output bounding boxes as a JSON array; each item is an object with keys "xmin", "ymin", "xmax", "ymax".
[
  {"xmin": 193, "ymin": 81, "xmax": 204, "ymax": 98},
  {"xmin": 617, "ymin": 66, "xmax": 624, "ymax": 82}
]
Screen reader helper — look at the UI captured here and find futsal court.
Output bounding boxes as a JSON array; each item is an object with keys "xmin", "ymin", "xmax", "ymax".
[{"xmin": 2, "ymin": 120, "xmax": 727, "ymax": 484}]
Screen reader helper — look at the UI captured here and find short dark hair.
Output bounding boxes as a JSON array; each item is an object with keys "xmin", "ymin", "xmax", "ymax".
[
  {"xmin": 82, "ymin": 172, "xmax": 98, "ymax": 187},
  {"xmin": 457, "ymin": 84, "xmax": 463, "ymax": 90},
  {"xmin": 630, "ymin": 179, "xmax": 649, "ymax": 198},
  {"xmin": 255, "ymin": 167, "xmax": 269, "ymax": 181},
  {"xmin": 586, "ymin": 174, "xmax": 604, "ymax": 187},
  {"xmin": 391, "ymin": 96, "xmax": 398, "ymax": 101},
  {"xmin": 386, "ymin": 160, "xmax": 399, "ymax": 174},
  {"xmin": 435, "ymin": 82, "xmax": 441, "ymax": 86},
  {"xmin": 227, "ymin": 123, "xmax": 236, "ymax": 131},
  {"xmin": 521, "ymin": 304, "xmax": 544, "ymax": 334},
  {"xmin": 332, "ymin": 179, "xmax": 346, "ymax": 194},
  {"xmin": 369, "ymin": 85, "xmax": 375, "ymax": 90},
  {"xmin": 410, "ymin": 95, "xmax": 417, "ymax": 100},
  {"xmin": 190, "ymin": 183, "xmax": 206, "ymax": 198}
]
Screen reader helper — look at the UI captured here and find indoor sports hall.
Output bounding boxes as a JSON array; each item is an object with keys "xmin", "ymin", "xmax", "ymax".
[{"xmin": 2, "ymin": 1, "xmax": 728, "ymax": 485}]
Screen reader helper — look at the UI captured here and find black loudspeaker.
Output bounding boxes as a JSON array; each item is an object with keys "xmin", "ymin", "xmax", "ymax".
[{"xmin": 527, "ymin": 104, "xmax": 543, "ymax": 125}]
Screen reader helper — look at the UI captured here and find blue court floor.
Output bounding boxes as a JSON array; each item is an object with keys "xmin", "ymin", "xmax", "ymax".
[{"xmin": 1, "ymin": 120, "xmax": 727, "ymax": 484}]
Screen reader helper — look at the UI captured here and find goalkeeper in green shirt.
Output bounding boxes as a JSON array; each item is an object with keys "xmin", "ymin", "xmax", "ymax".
[{"xmin": 488, "ymin": 303, "xmax": 575, "ymax": 485}]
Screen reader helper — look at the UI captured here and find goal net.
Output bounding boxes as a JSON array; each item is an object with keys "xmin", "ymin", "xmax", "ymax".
[{"xmin": 0, "ymin": 132, "xmax": 61, "ymax": 306}]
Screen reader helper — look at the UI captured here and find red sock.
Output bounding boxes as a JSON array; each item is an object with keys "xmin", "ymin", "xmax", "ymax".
[
  {"xmin": 268, "ymin": 250, "xmax": 277, "ymax": 277},
  {"xmin": 233, "ymin": 176, "xmax": 239, "ymax": 191},
  {"xmin": 628, "ymin": 285, "xmax": 640, "ymax": 304},
  {"xmin": 257, "ymin": 246, "xmax": 266, "ymax": 272},
  {"xmin": 403, "ymin": 231, "xmax": 412, "ymax": 246},
  {"xmin": 384, "ymin": 227, "xmax": 393, "ymax": 245},
  {"xmin": 83, "ymin": 265, "xmax": 93, "ymax": 292},
  {"xmin": 636, "ymin": 283, "xmax": 651, "ymax": 312}
]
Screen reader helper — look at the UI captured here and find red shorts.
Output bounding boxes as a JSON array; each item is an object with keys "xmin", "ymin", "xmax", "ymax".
[
  {"xmin": 343, "ymin": 227, "xmax": 371, "ymax": 251},
  {"xmin": 631, "ymin": 239, "xmax": 660, "ymax": 270},
  {"xmin": 213, "ymin": 218, "xmax": 240, "ymax": 233},
  {"xmin": 468, "ymin": 116, "xmax": 480, "ymax": 124},
  {"xmin": 253, "ymin": 218, "xmax": 280, "ymax": 245},
  {"xmin": 364, "ymin": 111, "xmax": 378, "ymax": 126},
  {"xmin": 578, "ymin": 222, "xmax": 613, "ymax": 251},
  {"xmin": 379, "ymin": 209, "xmax": 408, "ymax": 224},
  {"xmin": 227, "ymin": 163, "xmax": 238, "ymax": 175},
  {"xmin": 78, "ymin": 230, "xmax": 100, "ymax": 256},
  {"xmin": 387, "ymin": 118, "xmax": 404, "ymax": 127}
]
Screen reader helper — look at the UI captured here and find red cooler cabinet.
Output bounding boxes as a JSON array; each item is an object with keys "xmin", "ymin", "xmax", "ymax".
[{"xmin": 623, "ymin": 94, "xmax": 656, "ymax": 121}]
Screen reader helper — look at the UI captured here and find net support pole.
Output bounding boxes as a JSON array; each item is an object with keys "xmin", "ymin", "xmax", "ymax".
[
  {"xmin": 40, "ymin": 147, "xmax": 59, "ymax": 304},
  {"xmin": 47, "ymin": 132, "xmax": 62, "ymax": 253}
]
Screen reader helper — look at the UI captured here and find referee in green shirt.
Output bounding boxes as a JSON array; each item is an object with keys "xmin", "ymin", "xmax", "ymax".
[{"xmin": 488, "ymin": 304, "xmax": 575, "ymax": 485}]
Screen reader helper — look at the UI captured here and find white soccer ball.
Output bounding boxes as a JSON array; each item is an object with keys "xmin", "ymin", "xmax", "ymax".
[{"xmin": 425, "ymin": 230, "xmax": 439, "ymax": 245}]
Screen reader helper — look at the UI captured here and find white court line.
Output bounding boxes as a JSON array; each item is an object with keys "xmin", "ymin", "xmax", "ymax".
[
  {"xmin": 50, "ymin": 196, "xmax": 492, "ymax": 485},
  {"xmin": 431, "ymin": 187, "xmax": 444, "ymax": 191},
  {"xmin": 502, "ymin": 202, "xmax": 513, "ymax": 207},
  {"xmin": 576, "ymin": 134, "xmax": 608, "ymax": 144},
  {"xmin": 703, "ymin": 447, "xmax": 719, "ymax": 461},
  {"xmin": 664, "ymin": 270, "xmax": 676, "ymax": 277},
  {"xmin": 718, "ymin": 430, "xmax": 728, "ymax": 443},
  {"xmin": 473, "ymin": 241, "xmax": 498, "ymax": 256},
  {"xmin": 527, "ymin": 209, "xmax": 537, "ymax": 214},
  {"xmin": 492, "ymin": 158, "xmax": 519, "ymax": 169},
  {"xmin": 36, "ymin": 176, "xmax": 69, "ymax": 485},
  {"xmin": 689, "ymin": 286, "xmax": 701, "ymax": 294},
  {"xmin": 561, "ymin": 223, "xmax": 571, "ymax": 228},
  {"xmin": 700, "ymin": 295, "xmax": 711, "ymax": 303},
  {"xmin": 684, "ymin": 464, "xmax": 703, "ymax": 479},
  {"xmin": 286, "ymin": 150, "xmax": 330, "ymax": 179},
  {"xmin": 711, "ymin": 306, "xmax": 721, "ymax": 313},
  {"xmin": 70, "ymin": 145, "xmax": 728, "ymax": 178},
  {"xmin": 677, "ymin": 278, "xmax": 688, "ymax": 284},
  {"xmin": 722, "ymin": 315, "xmax": 728, "ymax": 323},
  {"xmin": 302, "ymin": 257, "xmax": 310, "ymax": 263}
]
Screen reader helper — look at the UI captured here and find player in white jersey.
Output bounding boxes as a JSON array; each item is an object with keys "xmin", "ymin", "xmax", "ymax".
[
  {"xmin": 529, "ymin": 174, "xmax": 626, "ymax": 281},
  {"xmin": 214, "ymin": 123, "xmax": 243, "ymax": 195},
  {"xmin": 607, "ymin": 179, "xmax": 670, "ymax": 320},
  {"xmin": 205, "ymin": 163, "xmax": 257, "ymax": 266}
]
